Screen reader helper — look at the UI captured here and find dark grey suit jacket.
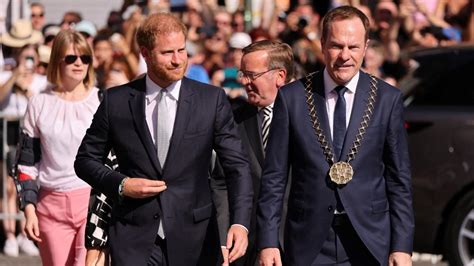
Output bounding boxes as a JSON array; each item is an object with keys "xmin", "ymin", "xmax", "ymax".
[
  {"xmin": 257, "ymin": 71, "xmax": 414, "ymax": 265},
  {"xmin": 211, "ymin": 98, "xmax": 289, "ymax": 266},
  {"xmin": 75, "ymin": 77, "xmax": 253, "ymax": 266}
]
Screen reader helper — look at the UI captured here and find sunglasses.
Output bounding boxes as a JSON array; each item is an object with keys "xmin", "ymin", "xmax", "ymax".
[
  {"xmin": 31, "ymin": 13, "xmax": 44, "ymax": 18},
  {"xmin": 64, "ymin": 55, "xmax": 92, "ymax": 65}
]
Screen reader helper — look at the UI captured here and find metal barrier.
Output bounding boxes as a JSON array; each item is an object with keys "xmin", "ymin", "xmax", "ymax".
[{"xmin": 0, "ymin": 116, "xmax": 24, "ymax": 220}]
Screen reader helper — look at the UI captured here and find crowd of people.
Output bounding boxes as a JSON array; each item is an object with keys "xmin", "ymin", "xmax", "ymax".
[{"xmin": 0, "ymin": 0, "xmax": 472, "ymax": 265}]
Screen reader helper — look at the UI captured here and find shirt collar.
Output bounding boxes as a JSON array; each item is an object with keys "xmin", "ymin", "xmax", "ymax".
[
  {"xmin": 323, "ymin": 68, "xmax": 360, "ymax": 96},
  {"xmin": 258, "ymin": 102, "xmax": 274, "ymax": 112},
  {"xmin": 145, "ymin": 74, "xmax": 181, "ymax": 102}
]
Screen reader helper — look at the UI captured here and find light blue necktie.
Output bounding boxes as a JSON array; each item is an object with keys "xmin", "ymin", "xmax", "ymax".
[{"xmin": 156, "ymin": 88, "xmax": 169, "ymax": 239}]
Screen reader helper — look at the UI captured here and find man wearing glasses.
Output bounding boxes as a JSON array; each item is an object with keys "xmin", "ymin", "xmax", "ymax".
[{"xmin": 211, "ymin": 40, "xmax": 294, "ymax": 266}]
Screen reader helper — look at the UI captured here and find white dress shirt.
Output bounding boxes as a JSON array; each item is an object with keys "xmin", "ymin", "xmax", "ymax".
[
  {"xmin": 145, "ymin": 75, "xmax": 181, "ymax": 147},
  {"xmin": 258, "ymin": 103, "xmax": 275, "ymax": 123},
  {"xmin": 323, "ymin": 69, "xmax": 360, "ymax": 139}
]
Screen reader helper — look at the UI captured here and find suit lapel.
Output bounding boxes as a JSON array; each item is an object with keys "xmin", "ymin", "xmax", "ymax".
[
  {"xmin": 165, "ymin": 77, "xmax": 194, "ymax": 171},
  {"xmin": 129, "ymin": 77, "xmax": 162, "ymax": 174},
  {"xmin": 340, "ymin": 71, "xmax": 370, "ymax": 161},
  {"xmin": 244, "ymin": 111, "xmax": 265, "ymax": 166},
  {"xmin": 233, "ymin": 101, "xmax": 264, "ymax": 168},
  {"xmin": 312, "ymin": 71, "xmax": 333, "ymax": 151}
]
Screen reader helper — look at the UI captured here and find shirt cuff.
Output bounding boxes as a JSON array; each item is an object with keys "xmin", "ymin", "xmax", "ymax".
[{"xmin": 231, "ymin": 224, "xmax": 249, "ymax": 233}]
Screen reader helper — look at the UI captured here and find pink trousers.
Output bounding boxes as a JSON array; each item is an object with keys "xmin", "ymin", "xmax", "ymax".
[{"xmin": 36, "ymin": 187, "xmax": 90, "ymax": 266}]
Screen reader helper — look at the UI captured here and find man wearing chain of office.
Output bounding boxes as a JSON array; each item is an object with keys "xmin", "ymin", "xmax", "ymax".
[{"xmin": 257, "ymin": 5, "xmax": 414, "ymax": 266}]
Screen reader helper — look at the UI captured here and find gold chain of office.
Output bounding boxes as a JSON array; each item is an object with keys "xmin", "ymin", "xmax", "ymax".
[{"xmin": 303, "ymin": 72, "xmax": 378, "ymax": 185}]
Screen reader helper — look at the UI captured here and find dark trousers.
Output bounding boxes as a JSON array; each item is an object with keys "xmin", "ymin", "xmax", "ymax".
[
  {"xmin": 147, "ymin": 236, "xmax": 168, "ymax": 266},
  {"xmin": 312, "ymin": 214, "xmax": 379, "ymax": 266}
]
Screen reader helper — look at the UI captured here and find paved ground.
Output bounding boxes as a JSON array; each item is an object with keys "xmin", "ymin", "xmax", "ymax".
[
  {"xmin": 0, "ymin": 253, "xmax": 450, "ymax": 266},
  {"xmin": 0, "ymin": 254, "xmax": 41, "ymax": 265}
]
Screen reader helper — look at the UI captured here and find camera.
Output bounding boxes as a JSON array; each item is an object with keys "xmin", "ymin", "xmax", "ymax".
[
  {"xmin": 297, "ymin": 16, "xmax": 310, "ymax": 29},
  {"xmin": 278, "ymin": 12, "xmax": 287, "ymax": 22}
]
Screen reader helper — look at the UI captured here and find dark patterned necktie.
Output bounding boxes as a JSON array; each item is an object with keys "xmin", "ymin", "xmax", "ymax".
[
  {"xmin": 333, "ymin": 86, "xmax": 348, "ymax": 161},
  {"xmin": 261, "ymin": 106, "xmax": 273, "ymax": 151}
]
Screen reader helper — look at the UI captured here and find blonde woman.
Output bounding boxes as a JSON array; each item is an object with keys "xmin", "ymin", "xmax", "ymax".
[{"xmin": 16, "ymin": 30, "xmax": 99, "ymax": 266}]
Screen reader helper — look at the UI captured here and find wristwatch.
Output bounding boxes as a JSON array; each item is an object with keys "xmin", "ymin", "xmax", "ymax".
[{"xmin": 118, "ymin": 177, "xmax": 129, "ymax": 197}]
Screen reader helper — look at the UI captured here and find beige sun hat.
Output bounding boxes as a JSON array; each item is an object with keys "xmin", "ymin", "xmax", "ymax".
[
  {"xmin": 1, "ymin": 19, "xmax": 43, "ymax": 47},
  {"xmin": 38, "ymin": 45, "xmax": 52, "ymax": 64}
]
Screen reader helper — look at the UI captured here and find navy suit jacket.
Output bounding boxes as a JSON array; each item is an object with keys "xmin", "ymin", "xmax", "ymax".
[
  {"xmin": 75, "ymin": 77, "xmax": 253, "ymax": 266},
  {"xmin": 211, "ymin": 98, "xmax": 264, "ymax": 265},
  {"xmin": 257, "ymin": 71, "xmax": 414, "ymax": 265}
]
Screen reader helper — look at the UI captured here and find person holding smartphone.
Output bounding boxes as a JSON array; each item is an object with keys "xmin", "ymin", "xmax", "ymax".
[
  {"xmin": 0, "ymin": 44, "xmax": 48, "ymax": 117},
  {"xmin": 0, "ymin": 44, "xmax": 47, "ymax": 257}
]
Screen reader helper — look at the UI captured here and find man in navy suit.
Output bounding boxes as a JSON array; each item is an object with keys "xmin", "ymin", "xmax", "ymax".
[
  {"xmin": 211, "ymin": 40, "xmax": 294, "ymax": 266},
  {"xmin": 257, "ymin": 6, "xmax": 414, "ymax": 266},
  {"xmin": 75, "ymin": 13, "xmax": 252, "ymax": 266}
]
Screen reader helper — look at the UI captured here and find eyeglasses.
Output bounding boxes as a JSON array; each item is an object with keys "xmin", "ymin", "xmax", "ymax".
[
  {"xmin": 64, "ymin": 55, "xmax": 92, "ymax": 65},
  {"xmin": 31, "ymin": 13, "xmax": 44, "ymax": 18},
  {"xmin": 238, "ymin": 69, "xmax": 278, "ymax": 82}
]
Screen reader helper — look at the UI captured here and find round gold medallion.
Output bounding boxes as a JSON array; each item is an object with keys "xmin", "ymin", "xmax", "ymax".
[{"xmin": 329, "ymin": 161, "xmax": 353, "ymax": 185}]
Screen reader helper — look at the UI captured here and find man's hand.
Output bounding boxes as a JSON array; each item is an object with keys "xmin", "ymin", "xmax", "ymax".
[
  {"xmin": 221, "ymin": 246, "xmax": 229, "ymax": 266},
  {"xmin": 389, "ymin": 251, "xmax": 412, "ymax": 266},
  {"xmin": 259, "ymin": 248, "xmax": 282, "ymax": 266},
  {"xmin": 122, "ymin": 178, "xmax": 167, "ymax": 198},
  {"xmin": 226, "ymin": 225, "xmax": 248, "ymax": 263}
]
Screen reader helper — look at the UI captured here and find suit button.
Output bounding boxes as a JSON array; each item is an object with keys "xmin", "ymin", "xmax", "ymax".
[
  {"xmin": 328, "ymin": 205, "xmax": 333, "ymax": 212},
  {"xmin": 153, "ymin": 214, "xmax": 159, "ymax": 219}
]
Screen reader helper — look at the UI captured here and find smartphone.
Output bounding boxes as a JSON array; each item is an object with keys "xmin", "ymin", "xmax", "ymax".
[
  {"xmin": 110, "ymin": 33, "xmax": 122, "ymax": 43},
  {"xmin": 25, "ymin": 56, "xmax": 35, "ymax": 70}
]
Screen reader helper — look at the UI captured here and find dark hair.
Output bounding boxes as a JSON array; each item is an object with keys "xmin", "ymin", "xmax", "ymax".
[
  {"xmin": 93, "ymin": 34, "xmax": 112, "ymax": 48},
  {"xmin": 321, "ymin": 5, "xmax": 370, "ymax": 43},
  {"xmin": 61, "ymin": 11, "xmax": 82, "ymax": 24},
  {"xmin": 15, "ymin": 44, "xmax": 38, "ymax": 61},
  {"xmin": 420, "ymin": 25, "xmax": 449, "ymax": 40},
  {"xmin": 242, "ymin": 40, "xmax": 294, "ymax": 83}
]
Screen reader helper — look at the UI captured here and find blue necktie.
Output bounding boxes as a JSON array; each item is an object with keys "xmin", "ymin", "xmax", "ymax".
[{"xmin": 333, "ymin": 86, "xmax": 348, "ymax": 161}]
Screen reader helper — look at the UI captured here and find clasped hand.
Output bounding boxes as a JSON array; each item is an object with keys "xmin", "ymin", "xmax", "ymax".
[{"xmin": 122, "ymin": 177, "xmax": 167, "ymax": 198}]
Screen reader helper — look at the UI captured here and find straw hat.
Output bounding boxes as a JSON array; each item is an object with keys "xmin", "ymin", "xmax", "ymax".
[
  {"xmin": 1, "ymin": 19, "xmax": 43, "ymax": 47},
  {"xmin": 38, "ymin": 45, "xmax": 52, "ymax": 64}
]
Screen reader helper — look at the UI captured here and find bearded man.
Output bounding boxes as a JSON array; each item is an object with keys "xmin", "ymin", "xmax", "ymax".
[{"xmin": 75, "ymin": 13, "xmax": 252, "ymax": 266}]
